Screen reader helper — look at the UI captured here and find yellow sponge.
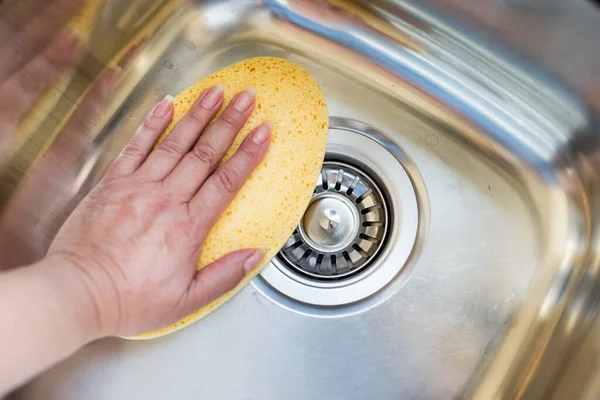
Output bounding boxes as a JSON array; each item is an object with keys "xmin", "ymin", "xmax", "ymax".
[{"xmin": 133, "ymin": 57, "xmax": 329, "ymax": 339}]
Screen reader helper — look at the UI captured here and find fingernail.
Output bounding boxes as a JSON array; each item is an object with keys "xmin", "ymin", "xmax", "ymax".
[
  {"xmin": 233, "ymin": 87, "xmax": 257, "ymax": 112},
  {"xmin": 112, "ymin": 65, "xmax": 123, "ymax": 79},
  {"xmin": 243, "ymin": 249, "xmax": 267, "ymax": 274},
  {"xmin": 251, "ymin": 123, "xmax": 272, "ymax": 145},
  {"xmin": 57, "ymin": 29, "xmax": 80, "ymax": 51},
  {"xmin": 200, "ymin": 84, "xmax": 224, "ymax": 109},
  {"xmin": 154, "ymin": 95, "xmax": 174, "ymax": 118}
]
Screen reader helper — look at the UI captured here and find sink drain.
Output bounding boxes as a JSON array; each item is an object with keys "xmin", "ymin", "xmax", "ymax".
[
  {"xmin": 259, "ymin": 117, "xmax": 420, "ymax": 307},
  {"xmin": 280, "ymin": 161, "xmax": 388, "ymax": 279}
]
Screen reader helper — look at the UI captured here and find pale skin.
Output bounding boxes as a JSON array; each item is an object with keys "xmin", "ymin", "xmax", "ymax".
[
  {"xmin": 0, "ymin": 0, "xmax": 271, "ymax": 395},
  {"xmin": 4, "ymin": 0, "xmax": 600, "ymax": 398},
  {"xmin": 0, "ymin": 88, "xmax": 271, "ymax": 395}
]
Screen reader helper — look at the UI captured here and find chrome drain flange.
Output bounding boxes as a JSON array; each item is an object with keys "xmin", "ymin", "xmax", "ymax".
[
  {"xmin": 280, "ymin": 161, "xmax": 388, "ymax": 280},
  {"xmin": 257, "ymin": 117, "xmax": 420, "ymax": 308}
]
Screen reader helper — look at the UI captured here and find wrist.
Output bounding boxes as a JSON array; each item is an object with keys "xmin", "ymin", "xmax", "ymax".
[{"xmin": 37, "ymin": 254, "xmax": 109, "ymax": 342}]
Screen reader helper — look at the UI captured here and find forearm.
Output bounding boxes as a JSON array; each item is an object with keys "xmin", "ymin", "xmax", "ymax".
[{"xmin": 0, "ymin": 256, "xmax": 101, "ymax": 395}]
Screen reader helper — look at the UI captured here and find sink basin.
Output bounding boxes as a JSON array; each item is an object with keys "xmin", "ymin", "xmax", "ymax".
[{"xmin": 5, "ymin": 0, "xmax": 600, "ymax": 399}]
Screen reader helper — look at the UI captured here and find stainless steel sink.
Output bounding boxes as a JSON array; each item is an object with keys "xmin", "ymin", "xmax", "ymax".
[{"xmin": 5, "ymin": 0, "xmax": 600, "ymax": 399}]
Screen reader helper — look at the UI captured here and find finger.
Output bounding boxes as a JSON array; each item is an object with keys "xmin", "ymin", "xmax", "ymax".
[
  {"xmin": 63, "ymin": 67, "xmax": 122, "ymax": 137},
  {"xmin": 47, "ymin": 66, "xmax": 121, "ymax": 169},
  {"xmin": 164, "ymin": 87, "xmax": 257, "ymax": 197},
  {"xmin": 105, "ymin": 96, "xmax": 174, "ymax": 180},
  {"xmin": 0, "ymin": 0, "xmax": 83, "ymax": 81},
  {"xmin": 46, "ymin": 38, "xmax": 147, "ymax": 170},
  {"xmin": 138, "ymin": 85, "xmax": 225, "ymax": 181},
  {"xmin": 179, "ymin": 249, "xmax": 265, "ymax": 316},
  {"xmin": 190, "ymin": 122, "xmax": 271, "ymax": 222},
  {"xmin": 63, "ymin": 36, "xmax": 148, "ymax": 137},
  {"xmin": 0, "ymin": 0, "xmax": 43, "ymax": 33},
  {"xmin": 0, "ymin": 29, "xmax": 80, "ymax": 121},
  {"xmin": 116, "ymin": 37, "xmax": 149, "ymax": 69}
]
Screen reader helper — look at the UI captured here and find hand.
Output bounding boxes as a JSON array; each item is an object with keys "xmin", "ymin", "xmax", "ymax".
[
  {"xmin": 48, "ymin": 86, "xmax": 272, "ymax": 337},
  {"xmin": 0, "ymin": 37, "xmax": 148, "ymax": 270},
  {"xmin": 0, "ymin": 0, "xmax": 84, "ymax": 154}
]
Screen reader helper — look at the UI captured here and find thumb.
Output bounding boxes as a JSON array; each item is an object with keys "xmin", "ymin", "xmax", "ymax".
[{"xmin": 182, "ymin": 248, "xmax": 266, "ymax": 314}]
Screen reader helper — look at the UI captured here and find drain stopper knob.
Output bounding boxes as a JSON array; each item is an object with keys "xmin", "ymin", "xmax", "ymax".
[{"xmin": 319, "ymin": 208, "xmax": 341, "ymax": 232}]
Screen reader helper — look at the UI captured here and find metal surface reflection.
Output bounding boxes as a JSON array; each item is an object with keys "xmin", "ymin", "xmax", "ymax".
[{"xmin": 2, "ymin": 0, "xmax": 599, "ymax": 399}]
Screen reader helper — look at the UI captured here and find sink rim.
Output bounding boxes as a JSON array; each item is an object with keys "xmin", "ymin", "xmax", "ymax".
[{"xmin": 8, "ymin": 1, "xmax": 600, "ymax": 399}]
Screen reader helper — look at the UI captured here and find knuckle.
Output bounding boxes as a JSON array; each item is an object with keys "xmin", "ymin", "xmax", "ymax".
[
  {"xmin": 216, "ymin": 113, "xmax": 239, "ymax": 130},
  {"xmin": 185, "ymin": 108, "xmax": 207, "ymax": 126},
  {"xmin": 7, "ymin": 37, "xmax": 26, "ymax": 62},
  {"xmin": 238, "ymin": 142, "xmax": 258, "ymax": 159},
  {"xmin": 190, "ymin": 141, "xmax": 218, "ymax": 166},
  {"xmin": 68, "ymin": 91, "xmax": 108, "ymax": 136},
  {"xmin": 122, "ymin": 143, "xmax": 146, "ymax": 159},
  {"xmin": 159, "ymin": 138, "xmax": 185, "ymax": 156},
  {"xmin": 15, "ymin": 67, "xmax": 40, "ymax": 93},
  {"xmin": 85, "ymin": 84, "xmax": 107, "ymax": 112},
  {"xmin": 214, "ymin": 167, "xmax": 241, "ymax": 194},
  {"xmin": 72, "ymin": 115, "xmax": 99, "ymax": 138},
  {"xmin": 38, "ymin": 50, "xmax": 61, "ymax": 74},
  {"xmin": 139, "ymin": 119, "xmax": 161, "ymax": 135}
]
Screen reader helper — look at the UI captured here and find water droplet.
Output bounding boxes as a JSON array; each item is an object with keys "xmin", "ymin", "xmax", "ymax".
[{"xmin": 425, "ymin": 135, "xmax": 439, "ymax": 147}]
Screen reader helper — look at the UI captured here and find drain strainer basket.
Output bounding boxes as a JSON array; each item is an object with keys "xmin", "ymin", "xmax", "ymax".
[{"xmin": 280, "ymin": 161, "xmax": 388, "ymax": 280}]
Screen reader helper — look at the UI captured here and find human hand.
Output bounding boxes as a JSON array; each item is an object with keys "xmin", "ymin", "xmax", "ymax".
[
  {"xmin": 47, "ymin": 86, "xmax": 271, "ymax": 337},
  {"xmin": 0, "ymin": 37, "xmax": 148, "ymax": 270},
  {"xmin": 0, "ymin": 0, "xmax": 84, "ymax": 154}
]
